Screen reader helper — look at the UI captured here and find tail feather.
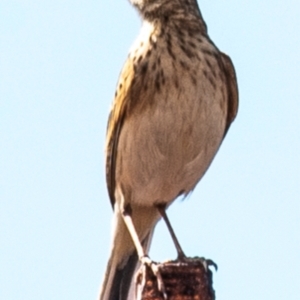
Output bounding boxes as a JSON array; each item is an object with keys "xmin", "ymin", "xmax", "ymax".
[
  {"xmin": 107, "ymin": 250, "xmax": 139, "ymax": 300},
  {"xmin": 99, "ymin": 206, "xmax": 158, "ymax": 300}
]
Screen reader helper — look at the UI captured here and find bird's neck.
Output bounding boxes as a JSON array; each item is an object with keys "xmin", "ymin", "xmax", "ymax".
[{"xmin": 132, "ymin": 0, "xmax": 207, "ymax": 34}]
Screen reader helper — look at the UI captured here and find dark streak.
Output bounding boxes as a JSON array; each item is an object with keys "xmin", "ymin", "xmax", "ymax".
[
  {"xmin": 190, "ymin": 75, "xmax": 197, "ymax": 86},
  {"xmin": 208, "ymin": 76, "xmax": 216, "ymax": 88},
  {"xmin": 155, "ymin": 76, "xmax": 161, "ymax": 91},
  {"xmin": 180, "ymin": 60, "xmax": 190, "ymax": 71},
  {"xmin": 152, "ymin": 62, "xmax": 157, "ymax": 71},
  {"xmin": 174, "ymin": 77, "xmax": 179, "ymax": 89},
  {"xmin": 189, "ymin": 41, "xmax": 196, "ymax": 48},
  {"xmin": 140, "ymin": 62, "xmax": 148, "ymax": 76},
  {"xmin": 157, "ymin": 56, "xmax": 161, "ymax": 66},
  {"xmin": 167, "ymin": 46, "xmax": 176, "ymax": 60},
  {"xmin": 137, "ymin": 55, "xmax": 143, "ymax": 64}
]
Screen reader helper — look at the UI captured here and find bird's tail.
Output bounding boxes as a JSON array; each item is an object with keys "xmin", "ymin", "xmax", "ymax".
[{"xmin": 98, "ymin": 206, "xmax": 159, "ymax": 300}]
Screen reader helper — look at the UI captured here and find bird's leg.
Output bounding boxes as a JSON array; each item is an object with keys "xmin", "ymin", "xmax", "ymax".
[
  {"xmin": 122, "ymin": 204, "xmax": 145, "ymax": 259},
  {"xmin": 156, "ymin": 204, "xmax": 186, "ymax": 260},
  {"xmin": 122, "ymin": 204, "xmax": 167, "ymax": 298},
  {"xmin": 156, "ymin": 204, "xmax": 218, "ymax": 271}
]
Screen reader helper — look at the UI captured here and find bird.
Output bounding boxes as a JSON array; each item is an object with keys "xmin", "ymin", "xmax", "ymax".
[{"xmin": 99, "ymin": 0, "xmax": 238, "ymax": 299}]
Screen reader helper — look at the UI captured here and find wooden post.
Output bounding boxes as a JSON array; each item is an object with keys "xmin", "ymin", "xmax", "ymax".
[{"xmin": 136, "ymin": 257, "xmax": 216, "ymax": 300}]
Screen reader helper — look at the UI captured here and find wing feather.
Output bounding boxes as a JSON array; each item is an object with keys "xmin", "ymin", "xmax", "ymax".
[
  {"xmin": 220, "ymin": 52, "xmax": 239, "ymax": 137},
  {"xmin": 105, "ymin": 59, "xmax": 135, "ymax": 208}
]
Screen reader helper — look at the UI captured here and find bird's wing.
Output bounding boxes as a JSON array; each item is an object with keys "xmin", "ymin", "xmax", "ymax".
[
  {"xmin": 105, "ymin": 59, "xmax": 135, "ymax": 208},
  {"xmin": 220, "ymin": 52, "xmax": 239, "ymax": 137}
]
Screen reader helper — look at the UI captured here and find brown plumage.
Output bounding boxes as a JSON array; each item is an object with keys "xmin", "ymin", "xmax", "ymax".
[{"xmin": 100, "ymin": 0, "xmax": 238, "ymax": 299}]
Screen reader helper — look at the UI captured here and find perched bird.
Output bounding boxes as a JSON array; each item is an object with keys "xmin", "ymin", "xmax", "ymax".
[{"xmin": 99, "ymin": 0, "xmax": 238, "ymax": 299}]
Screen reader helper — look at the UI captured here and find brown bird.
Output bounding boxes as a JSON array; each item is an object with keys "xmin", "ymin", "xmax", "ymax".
[{"xmin": 99, "ymin": 0, "xmax": 238, "ymax": 299}]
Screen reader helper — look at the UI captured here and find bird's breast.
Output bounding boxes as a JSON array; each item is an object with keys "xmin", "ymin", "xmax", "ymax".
[{"xmin": 115, "ymin": 23, "xmax": 228, "ymax": 205}]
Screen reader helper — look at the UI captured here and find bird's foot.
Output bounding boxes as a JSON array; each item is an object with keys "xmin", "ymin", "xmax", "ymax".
[
  {"xmin": 176, "ymin": 252, "xmax": 187, "ymax": 262},
  {"xmin": 174, "ymin": 256, "xmax": 218, "ymax": 271},
  {"xmin": 140, "ymin": 255, "xmax": 167, "ymax": 299},
  {"xmin": 198, "ymin": 257, "xmax": 218, "ymax": 272}
]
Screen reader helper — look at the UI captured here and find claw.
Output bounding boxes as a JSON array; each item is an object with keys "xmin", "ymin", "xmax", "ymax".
[{"xmin": 199, "ymin": 257, "xmax": 218, "ymax": 271}]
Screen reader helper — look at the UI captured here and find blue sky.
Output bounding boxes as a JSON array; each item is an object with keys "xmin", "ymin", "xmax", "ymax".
[{"xmin": 1, "ymin": 0, "xmax": 300, "ymax": 299}]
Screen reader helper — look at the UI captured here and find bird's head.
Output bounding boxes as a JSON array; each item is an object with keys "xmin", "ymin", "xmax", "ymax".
[{"xmin": 129, "ymin": 0, "xmax": 203, "ymax": 22}]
